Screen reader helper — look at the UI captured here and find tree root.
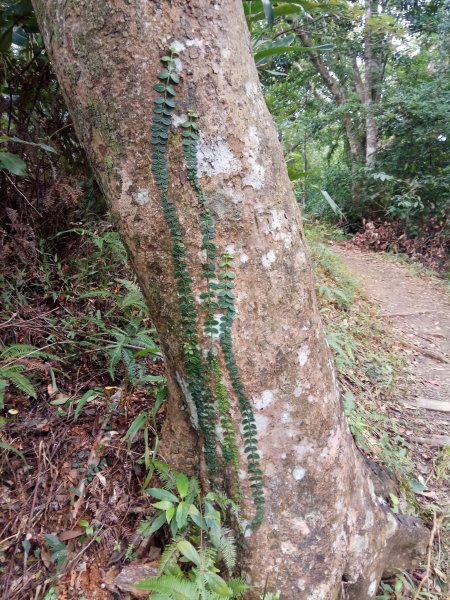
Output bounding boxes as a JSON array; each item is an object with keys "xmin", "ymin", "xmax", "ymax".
[{"xmin": 343, "ymin": 461, "xmax": 429, "ymax": 599}]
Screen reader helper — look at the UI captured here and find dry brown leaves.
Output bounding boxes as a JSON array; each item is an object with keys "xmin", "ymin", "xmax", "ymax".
[
  {"xmin": 351, "ymin": 220, "xmax": 449, "ymax": 275},
  {"xmin": 0, "ymin": 388, "xmax": 160, "ymax": 599}
]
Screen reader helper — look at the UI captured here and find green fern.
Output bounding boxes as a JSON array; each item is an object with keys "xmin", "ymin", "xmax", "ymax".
[
  {"xmin": 0, "ymin": 365, "xmax": 37, "ymax": 399},
  {"xmin": 157, "ymin": 541, "xmax": 180, "ymax": 576},
  {"xmin": 0, "ymin": 343, "xmax": 54, "ymax": 406},
  {"xmin": 116, "ymin": 278, "xmax": 149, "ymax": 312},
  {"xmin": 136, "ymin": 574, "xmax": 198, "ymax": 599},
  {"xmin": 1, "ymin": 343, "xmax": 53, "ymax": 360},
  {"xmin": 215, "ymin": 527, "xmax": 236, "ymax": 573},
  {"xmin": 136, "ymin": 563, "xmax": 247, "ymax": 600}
]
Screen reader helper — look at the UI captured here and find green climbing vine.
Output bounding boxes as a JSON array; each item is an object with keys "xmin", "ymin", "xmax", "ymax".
[
  {"xmin": 150, "ymin": 48, "xmax": 217, "ymax": 475},
  {"xmin": 149, "ymin": 46, "xmax": 264, "ymax": 526},
  {"xmin": 217, "ymin": 252, "xmax": 264, "ymax": 525}
]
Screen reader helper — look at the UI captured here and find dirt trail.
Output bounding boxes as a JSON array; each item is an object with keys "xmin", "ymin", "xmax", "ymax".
[{"xmin": 335, "ymin": 245, "xmax": 450, "ymax": 435}]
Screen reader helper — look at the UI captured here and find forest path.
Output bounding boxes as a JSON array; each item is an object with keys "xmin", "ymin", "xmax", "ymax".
[{"xmin": 335, "ymin": 245, "xmax": 450, "ymax": 433}]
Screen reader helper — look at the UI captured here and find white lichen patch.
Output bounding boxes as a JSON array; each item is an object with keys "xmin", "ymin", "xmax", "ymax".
[
  {"xmin": 242, "ymin": 126, "xmax": 266, "ymax": 190},
  {"xmin": 364, "ymin": 511, "xmax": 374, "ymax": 529},
  {"xmin": 285, "ymin": 429, "xmax": 298, "ymax": 438},
  {"xmin": 225, "ymin": 244, "xmax": 235, "ymax": 254},
  {"xmin": 307, "ymin": 583, "xmax": 330, "ymax": 600},
  {"xmin": 368, "ymin": 581, "xmax": 378, "ymax": 597},
  {"xmin": 386, "ymin": 513, "xmax": 398, "ymax": 538},
  {"xmin": 221, "ymin": 47, "xmax": 231, "ymax": 59},
  {"xmin": 254, "ymin": 389, "xmax": 275, "ymax": 410},
  {"xmin": 265, "ymin": 462, "xmax": 276, "ymax": 476},
  {"xmin": 134, "ymin": 188, "xmax": 150, "ymax": 205},
  {"xmin": 281, "ymin": 411, "xmax": 291, "ymax": 423},
  {"xmin": 171, "ymin": 40, "xmax": 186, "ymax": 52},
  {"xmin": 215, "ymin": 423, "xmax": 225, "ymax": 442},
  {"xmin": 269, "ymin": 209, "xmax": 285, "ymax": 231},
  {"xmin": 261, "ymin": 250, "xmax": 277, "ymax": 269},
  {"xmin": 185, "ymin": 38, "xmax": 203, "ymax": 48},
  {"xmin": 294, "ymin": 384, "xmax": 302, "ymax": 398},
  {"xmin": 263, "ymin": 209, "xmax": 294, "ymax": 249},
  {"xmin": 295, "ymin": 440, "xmax": 315, "ymax": 456},
  {"xmin": 243, "ymin": 157, "xmax": 265, "ymax": 189},
  {"xmin": 298, "ymin": 346, "xmax": 309, "ymax": 367},
  {"xmin": 197, "ymin": 136, "xmax": 241, "ymax": 177},
  {"xmin": 174, "ymin": 57, "xmax": 183, "ymax": 73},
  {"xmin": 352, "ymin": 533, "xmax": 368, "ymax": 555},
  {"xmin": 292, "ymin": 466, "xmax": 306, "ymax": 481},
  {"xmin": 281, "ymin": 541, "xmax": 297, "ymax": 555},
  {"xmin": 212, "ymin": 313, "xmax": 224, "ymax": 340},
  {"xmin": 320, "ymin": 427, "xmax": 341, "ymax": 461},
  {"xmin": 254, "ymin": 413, "xmax": 269, "ymax": 434},
  {"xmin": 240, "ymin": 253, "xmax": 249, "ymax": 263},
  {"xmin": 292, "ymin": 518, "xmax": 311, "ymax": 536},
  {"xmin": 172, "ymin": 113, "xmax": 187, "ymax": 127},
  {"xmin": 245, "ymin": 81, "xmax": 258, "ymax": 98},
  {"xmin": 176, "ymin": 372, "xmax": 198, "ymax": 428}
]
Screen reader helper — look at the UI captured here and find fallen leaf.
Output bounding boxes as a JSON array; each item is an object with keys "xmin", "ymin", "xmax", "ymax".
[{"xmin": 59, "ymin": 528, "xmax": 83, "ymax": 541}]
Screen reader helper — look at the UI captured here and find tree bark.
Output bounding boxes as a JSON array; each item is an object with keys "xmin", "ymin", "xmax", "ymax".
[
  {"xmin": 32, "ymin": 0, "xmax": 427, "ymax": 597},
  {"xmin": 364, "ymin": 0, "xmax": 380, "ymax": 168}
]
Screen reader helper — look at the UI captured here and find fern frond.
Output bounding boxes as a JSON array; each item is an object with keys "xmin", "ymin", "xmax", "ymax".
[
  {"xmin": 79, "ymin": 290, "xmax": 115, "ymax": 299},
  {"xmin": 107, "ymin": 345, "xmax": 122, "ymax": 380},
  {"xmin": 121, "ymin": 292, "xmax": 147, "ymax": 311},
  {"xmin": 226, "ymin": 578, "xmax": 248, "ymax": 598},
  {"xmin": 1, "ymin": 344, "xmax": 39, "ymax": 359},
  {"xmin": 121, "ymin": 348, "xmax": 137, "ymax": 379},
  {"xmin": 0, "ymin": 380, "xmax": 5, "ymax": 410},
  {"xmin": 116, "ymin": 278, "xmax": 148, "ymax": 312},
  {"xmin": 158, "ymin": 541, "xmax": 180, "ymax": 576},
  {"xmin": 0, "ymin": 367, "xmax": 37, "ymax": 398},
  {"xmin": 136, "ymin": 574, "xmax": 198, "ymax": 599},
  {"xmin": 0, "ymin": 343, "xmax": 53, "ymax": 361},
  {"xmin": 216, "ymin": 527, "xmax": 236, "ymax": 572},
  {"xmin": 132, "ymin": 333, "xmax": 159, "ymax": 350},
  {"xmin": 186, "ymin": 475, "xmax": 200, "ymax": 504},
  {"xmin": 153, "ymin": 460, "xmax": 182, "ymax": 491}
]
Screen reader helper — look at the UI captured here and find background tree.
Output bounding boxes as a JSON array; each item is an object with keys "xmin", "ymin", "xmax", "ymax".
[
  {"xmin": 250, "ymin": 0, "xmax": 449, "ymax": 254},
  {"xmin": 29, "ymin": 0, "xmax": 429, "ymax": 598}
]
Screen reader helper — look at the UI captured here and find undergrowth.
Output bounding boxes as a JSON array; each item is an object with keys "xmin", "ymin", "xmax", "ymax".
[{"xmin": 1, "ymin": 198, "xmax": 447, "ymax": 597}]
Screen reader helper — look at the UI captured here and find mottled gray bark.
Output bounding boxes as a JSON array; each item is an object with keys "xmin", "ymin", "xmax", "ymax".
[
  {"xmin": 32, "ymin": 1, "xmax": 427, "ymax": 598},
  {"xmin": 364, "ymin": 0, "xmax": 380, "ymax": 168}
]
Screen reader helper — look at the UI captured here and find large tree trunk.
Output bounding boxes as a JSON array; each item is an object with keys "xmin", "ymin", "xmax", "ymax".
[{"xmin": 32, "ymin": 1, "xmax": 427, "ymax": 597}]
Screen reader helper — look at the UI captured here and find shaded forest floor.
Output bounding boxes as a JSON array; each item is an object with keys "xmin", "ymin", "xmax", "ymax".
[{"xmin": 0, "ymin": 220, "xmax": 449, "ymax": 599}]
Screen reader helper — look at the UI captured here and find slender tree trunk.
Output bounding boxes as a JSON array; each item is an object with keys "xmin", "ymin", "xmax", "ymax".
[
  {"xmin": 364, "ymin": 0, "xmax": 380, "ymax": 168},
  {"xmin": 32, "ymin": 1, "xmax": 427, "ymax": 597},
  {"xmin": 296, "ymin": 27, "xmax": 366, "ymax": 209}
]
